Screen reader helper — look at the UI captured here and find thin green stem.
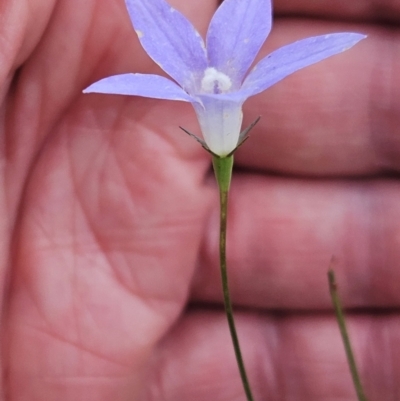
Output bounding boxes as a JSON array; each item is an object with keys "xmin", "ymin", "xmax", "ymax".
[
  {"xmin": 328, "ymin": 268, "xmax": 368, "ymax": 401},
  {"xmin": 213, "ymin": 155, "xmax": 255, "ymax": 401}
]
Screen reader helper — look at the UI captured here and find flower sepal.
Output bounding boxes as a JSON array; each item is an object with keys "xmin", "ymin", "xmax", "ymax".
[
  {"xmin": 180, "ymin": 116, "xmax": 261, "ymax": 158},
  {"xmin": 179, "ymin": 126, "xmax": 213, "ymax": 155},
  {"xmin": 234, "ymin": 116, "xmax": 261, "ymax": 154}
]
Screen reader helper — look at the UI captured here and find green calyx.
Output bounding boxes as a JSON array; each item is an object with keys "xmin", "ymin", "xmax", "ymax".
[{"xmin": 212, "ymin": 154, "xmax": 234, "ymax": 193}]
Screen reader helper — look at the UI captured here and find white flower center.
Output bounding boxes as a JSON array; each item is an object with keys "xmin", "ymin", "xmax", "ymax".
[{"xmin": 201, "ymin": 67, "xmax": 232, "ymax": 94}]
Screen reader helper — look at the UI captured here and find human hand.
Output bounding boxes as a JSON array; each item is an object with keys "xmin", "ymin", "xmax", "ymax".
[{"xmin": 1, "ymin": 0, "xmax": 399, "ymax": 400}]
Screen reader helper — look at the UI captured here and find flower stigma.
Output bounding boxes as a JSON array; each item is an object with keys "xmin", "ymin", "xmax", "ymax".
[{"xmin": 201, "ymin": 67, "xmax": 232, "ymax": 94}]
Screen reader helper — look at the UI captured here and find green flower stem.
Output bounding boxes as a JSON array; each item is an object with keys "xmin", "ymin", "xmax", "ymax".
[
  {"xmin": 328, "ymin": 269, "xmax": 368, "ymax": 401},
  {"xmin": 212, "ymin": 155, "xmax": 255, "ymax": 401}
]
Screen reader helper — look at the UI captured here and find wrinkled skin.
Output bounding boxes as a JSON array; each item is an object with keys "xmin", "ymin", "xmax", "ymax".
[{"xmin": 1, "ymin": 0, "xmax": 400, "ymax": 399}]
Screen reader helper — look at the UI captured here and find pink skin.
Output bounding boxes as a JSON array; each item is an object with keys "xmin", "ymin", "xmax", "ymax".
[{"xmin": 1, "ymin": 0, "xmax": 400, "ymax": 399}]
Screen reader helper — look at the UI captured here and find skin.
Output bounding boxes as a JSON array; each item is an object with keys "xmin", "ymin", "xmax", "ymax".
[{"xmin": 1, "ymin": 0, "xmax": 400, "ymax": 399}]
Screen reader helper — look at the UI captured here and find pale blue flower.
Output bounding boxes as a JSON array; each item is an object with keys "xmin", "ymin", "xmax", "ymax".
[{"xmin": 84, "ymin": 0, "xmax": 366, "ymax": 157}]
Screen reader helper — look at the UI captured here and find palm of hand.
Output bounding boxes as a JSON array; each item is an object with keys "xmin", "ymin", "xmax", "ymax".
[{"xmin": 1, "ymin": 0, "xmax": 400, "ymax": 400}]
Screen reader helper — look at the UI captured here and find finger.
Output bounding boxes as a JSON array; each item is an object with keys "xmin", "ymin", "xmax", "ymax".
[
  {"xmin": 1, "ymin": 0, "xmax": 56, "ymax": 259},
  {"xmin": 274, "ymin": 0, "xmax": 400, "ymax": 22},
  {"xmin": 192, "ymin": 173, "xmax": 400, "ymax": 309},
  {"xmin": 142, "ymin": 310, "xmax": 400, "ymax": 401},
  {"xmin": 237, "ymin": 19, "xmax": 400, "ymax": 176},
  {"xmin": 0, "ymin": 0, "xmax": 55, "ymax": 88}
]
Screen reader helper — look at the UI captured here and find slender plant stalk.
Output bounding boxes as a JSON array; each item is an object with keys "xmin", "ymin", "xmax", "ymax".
[
  {"xmin": 328, "ymin": 268, "xmax": 368, "ymax": 401},
  {"xmin": 213, "ymin": 155, "xmax": 255, "ymax": 401}
]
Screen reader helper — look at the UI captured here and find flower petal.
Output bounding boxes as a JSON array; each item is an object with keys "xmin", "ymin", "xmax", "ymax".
[
  {"xmin": 193, "ymin": 95, "xmax": 244, "ymax": 156},
  {"xmin": 206, "ymin": 0, "xmax": 272, "ymax": 88},
  {"xmin": 240, "ymin": 32, "xmax": 367, "ymax": 98},
  {"xmin": 83, "ymin": 73, "xmax": 195, "ymax": 102},
  {"xmin": 125, "ymin": 0, "xmax": 207, "ymax": 93}
]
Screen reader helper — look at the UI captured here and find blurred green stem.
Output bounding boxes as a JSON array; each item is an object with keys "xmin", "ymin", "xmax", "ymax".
[{"xmin": 328, "ymin": 268, "xmax": 368, "ymax": 401}]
